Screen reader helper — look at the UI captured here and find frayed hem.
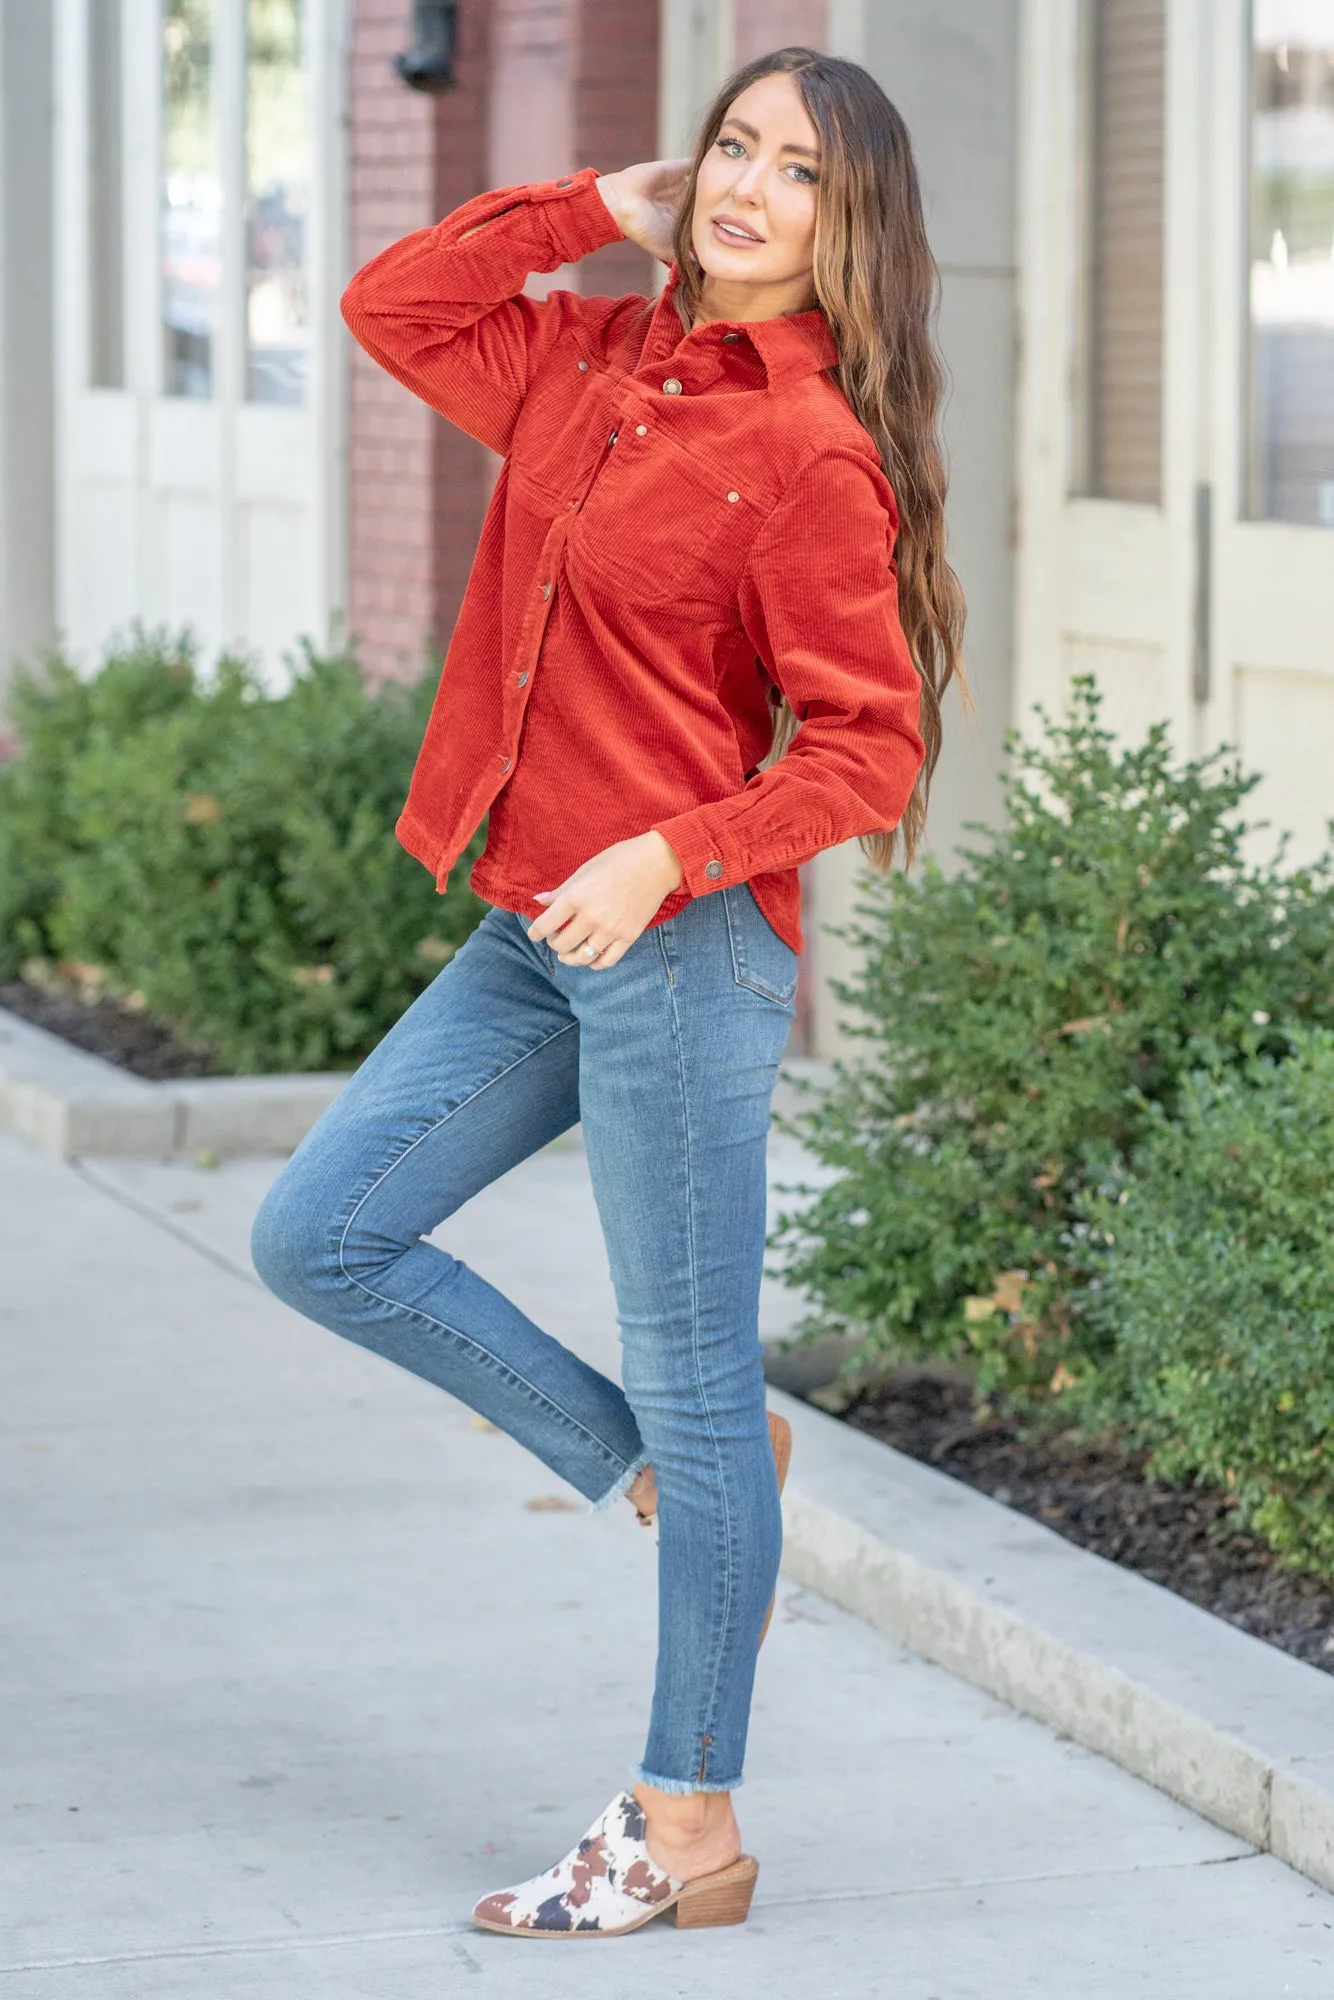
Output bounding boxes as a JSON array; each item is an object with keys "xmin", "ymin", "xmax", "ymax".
[
  {"xmin": 630, "ymin": 1764, "xmax": 743, "ymax": 1796},
  {"xmin": 587, "ymin": 1449, "xmax": 652, "ymax": 1515}
]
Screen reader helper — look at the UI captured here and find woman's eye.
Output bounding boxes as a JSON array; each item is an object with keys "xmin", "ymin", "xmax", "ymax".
[
  {"xmin": 789, "ymin": 164, "xmax": 818, "ymax": 184},
  {"xmin": 717, "ymin": 136, "xmax": 746, "ymax": 158}
]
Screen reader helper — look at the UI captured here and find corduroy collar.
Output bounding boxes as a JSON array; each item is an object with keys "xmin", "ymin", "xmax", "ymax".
[{"xmin": 641, "ymin": 265, "xmax": 839, "ymax": 389}]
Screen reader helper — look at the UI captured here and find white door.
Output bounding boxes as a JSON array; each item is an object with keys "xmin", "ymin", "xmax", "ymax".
[
  {"xmin": 1017, "ymin": 0, "xmax": 1334, "ymax": 862},
  {"xmin": 1016, "ymin": 0, "xmax": 1191, "ymax": 757},
  {"xmin": 1206, "ymin": 0, "xmax": 1334, "ymax": 866},
  {"xmin": 53, "ymin": 0, "xmax": 347, "ymax": 682}
]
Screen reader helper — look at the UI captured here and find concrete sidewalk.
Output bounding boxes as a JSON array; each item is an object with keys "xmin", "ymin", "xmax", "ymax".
[{"xmin": 3, "ymin": 1130, "xmax": 1333, "ymax": 1998}]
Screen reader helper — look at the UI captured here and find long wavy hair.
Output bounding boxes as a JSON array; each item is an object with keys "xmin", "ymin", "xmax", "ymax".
[{"xmin": 670, "ymin": 47, "xmax": 967, "ymax": 868}]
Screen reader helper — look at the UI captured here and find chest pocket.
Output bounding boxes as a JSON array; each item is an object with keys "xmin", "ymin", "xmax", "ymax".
[{"xmin": 568, "ymin": 436, "xmax": 767, "ymax": 612}]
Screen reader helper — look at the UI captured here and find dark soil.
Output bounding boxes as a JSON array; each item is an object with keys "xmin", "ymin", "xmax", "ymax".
[
  {"xmin": 0, "ymin": 980, "xmax": 218, "ymax": 1080},
  {"xmin": 839, "ymin": 1365, "xmax": 1334, "ymax": 1677}
]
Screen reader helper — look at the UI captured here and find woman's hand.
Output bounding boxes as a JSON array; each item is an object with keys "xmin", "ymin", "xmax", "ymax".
[
  {"xmin": 527, "ymin": 832, "xmax": 684, "ymax": 969},
  {"xmin": 595, "ymin": 159, "xmax": 693, "ymax": 264}
]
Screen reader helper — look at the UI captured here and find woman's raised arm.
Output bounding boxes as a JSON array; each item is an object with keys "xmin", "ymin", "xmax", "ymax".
[{"xmin": 340, "ymin": 168, "xmax": 629, "ymax": 455}]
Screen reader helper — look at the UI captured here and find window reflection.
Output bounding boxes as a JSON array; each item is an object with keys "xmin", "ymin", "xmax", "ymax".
[
  {"xmin": 161, "ymin": 0, "xmax": 218, "ymax": 398},
  {"xmin": 246, "ymin": 0, "xmax": 308, "ymax": 405},
  {"xmin": 1247, "ymin": 1, "xmax": 1334, "ymax": 526}
]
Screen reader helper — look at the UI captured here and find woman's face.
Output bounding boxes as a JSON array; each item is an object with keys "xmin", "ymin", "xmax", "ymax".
[{"xmin": 690, "ymin": 73, "xmax": 821, "ymax": 303}]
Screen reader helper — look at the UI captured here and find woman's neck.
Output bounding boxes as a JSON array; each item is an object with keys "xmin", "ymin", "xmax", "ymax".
[{"xmin": 691, "ymin": 272, "xmax": 818, "ymax": 327}]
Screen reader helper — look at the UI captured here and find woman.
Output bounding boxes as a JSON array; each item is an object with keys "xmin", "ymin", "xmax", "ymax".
[{"xmin": 251, "ymin": 45, "xmax": 963, "ymax": 1941}]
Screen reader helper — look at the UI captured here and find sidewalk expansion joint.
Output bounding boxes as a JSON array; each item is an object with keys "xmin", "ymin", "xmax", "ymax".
[{"xmin": 74, "ymin": 1161, "xmax": 262, "ymax": 1290}]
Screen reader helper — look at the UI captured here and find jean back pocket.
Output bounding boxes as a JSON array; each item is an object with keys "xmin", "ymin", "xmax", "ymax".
[{"xmin": 722, "ymin": 884, "xmax": 799, "ymax": 1008}]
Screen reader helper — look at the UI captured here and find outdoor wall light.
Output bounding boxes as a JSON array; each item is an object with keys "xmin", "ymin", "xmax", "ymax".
[{"xmin": 395, "ymin": 0, "xmax": 458, "ymax": 92}]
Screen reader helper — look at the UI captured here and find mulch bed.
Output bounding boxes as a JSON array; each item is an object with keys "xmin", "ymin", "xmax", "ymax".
[
  {"xmin": 836, "ymin": 1364, "xmax": 1334, "ymax": 1678},
  {"xmin": 0, "ymin": 980, "xmax": 218, "ymax": 1081}
]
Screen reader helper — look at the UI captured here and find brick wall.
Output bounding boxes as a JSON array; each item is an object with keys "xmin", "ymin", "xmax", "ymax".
[
  {"xmin": 345, "ymin": 0, "xmax": 657, "ymax": 677},
  {"xmin": 345, "ymin": 0, "xmax": 440, "ymax": 680},
  {"xmin": 572, "ymin": 0, "xmax": 659, "ymax": 300},
  {"xmin": 734, "ymin": 0, "xmax": 827, "ymax": 62},
  {"xmin": 431, "ymin": 0, "xmax": 494, "ymax": 652}
]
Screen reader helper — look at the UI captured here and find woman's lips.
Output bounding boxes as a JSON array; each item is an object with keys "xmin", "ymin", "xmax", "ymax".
[{"xmin": 711, "ymin": 217, "xmax": 766, "ymax": 248}]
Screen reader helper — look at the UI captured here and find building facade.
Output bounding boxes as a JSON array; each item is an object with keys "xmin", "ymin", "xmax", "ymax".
[
  {"xmin": 0, "ymin": 2, "xmax": 1329, "ymax": 1049},
  {"xmin": 1017, "ymin": 0, "xmax": 1334, "ymax": 869}
]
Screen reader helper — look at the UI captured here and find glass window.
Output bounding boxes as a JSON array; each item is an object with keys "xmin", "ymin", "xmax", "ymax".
[
  {"xmin": 89, "ymin": 0, "xmax": 125, "ymax": 388},
  {"xmin": 1071, "ymin": 0, "xmax": 1167, "ymax": 504},
  {"xmin": 161, "ymin": 0, "xmax": 219, "ymax": 398},
  {"xmin": 1246, "ymin": 1, "xmax": 1334, "ymax": 526},
  {"xmin": 245, "ymin": 0, "xmax": 308, "ymax": 405}
]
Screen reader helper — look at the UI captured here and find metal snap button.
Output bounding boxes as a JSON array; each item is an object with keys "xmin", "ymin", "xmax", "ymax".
[
  {"xmin": 500, "ymin": 755, "xmax": 512, "ymax": 771},
  {"xmin": 705, "ymin": 859, "xmax": 724, "ymax": 879},
  {"xmin": 608, "ymin": 430, "xmax": 618, "ymax": 445},
  {"xmin": 556, "ymin": 177, "xmax": 573, "ymax": 188},
  {"xmin": 577, "ymin": 359, "xmax": 589, "ymax": 371},
  {"xmin": 540, "ymin": 582, "xmax": 551, "ymax": 599},
  {"xmin": 726, "ymin": 491, "xmax": 739, "ymax": 503},
  {"xmin": 722, "ymin": 331, "xmax": 739, "ymax": 342},
  {"xmin": 516, "ymin": 671, "xmax": 529, "ymax": 686},
  {"xmin": 662, "ymin": 378, "xmax": 683, "ymax": 395},
  {"xmin": 635, "ymin": 424, "xmax": 647, "ymax": 436}
]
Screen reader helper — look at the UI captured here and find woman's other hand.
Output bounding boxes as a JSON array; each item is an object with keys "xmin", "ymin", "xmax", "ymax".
[
  {"xmin": 527, "ymin": 832, "xmax": 685, "ymax": 969},
  {"xmin": 594, "ymin": 159, "xmax": 693, "ymax": 264}
]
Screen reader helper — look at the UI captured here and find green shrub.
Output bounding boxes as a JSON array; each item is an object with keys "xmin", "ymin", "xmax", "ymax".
[
  {"xmin": 770, "ymin": 680, "xmax": 1334, "ymax": 1403},
  {"xmin": 0, "ymin": 633, "xmax": 487, "ymax": 1072},
  {"xmin": 1077, "ymin": 1032, "xmax": 1334, "ymax": 1577}
]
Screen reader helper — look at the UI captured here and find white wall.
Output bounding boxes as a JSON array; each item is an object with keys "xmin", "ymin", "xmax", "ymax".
[
  {"xmin": 808, "ymin": 0, "xmax": 1021, "ymax": 1055},
  {"xmin": 0, "ymin": 0, "xmax": 56, "ymax": 704}
]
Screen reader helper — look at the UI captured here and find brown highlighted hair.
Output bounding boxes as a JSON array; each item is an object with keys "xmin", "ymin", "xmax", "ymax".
[{"xmin": 671, "ymin": 47, "xmax": 967, "ymax": 868}]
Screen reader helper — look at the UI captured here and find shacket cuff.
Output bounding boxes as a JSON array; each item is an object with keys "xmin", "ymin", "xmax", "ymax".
[
  {"xmin": 650, "ymin": 805, "xmax": 740, "ymax": 898},
  {"xmin": 526, "ymin": 167, "xmax": 628, "ymax": 265}
]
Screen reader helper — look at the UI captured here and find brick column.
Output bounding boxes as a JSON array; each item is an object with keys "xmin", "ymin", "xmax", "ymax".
[
  {"xmin": 432, "ymin": 0, "xmax": 494, "ymax": 651},
  {"xmin": 734, "ymin": 0, "xmax": 827, "ymax": 62},
  {"xmin": 346, "ymin": 0, "xmax": 657, "ymax": 677},
  {"xmin": 345, "ymin": 0, "xmax": 492, "ymax": 680},
  {"xmin": 572, "ymin": 0, "xmax": 659, "ymax": 299},
  {"xmin": 345, "ymin": 0, "xmax": 439, "ymax": 680}
]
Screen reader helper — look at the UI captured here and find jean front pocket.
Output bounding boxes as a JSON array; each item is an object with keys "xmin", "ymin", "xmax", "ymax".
[{"xmin": 722, "ymin": 884, "xmax": 799, "ymax": 1009}]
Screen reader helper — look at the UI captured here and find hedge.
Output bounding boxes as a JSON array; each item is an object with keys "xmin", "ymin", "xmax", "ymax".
[{"xmin": 0, "ymin": 634, "xmax": 487, "ymax": 1073}]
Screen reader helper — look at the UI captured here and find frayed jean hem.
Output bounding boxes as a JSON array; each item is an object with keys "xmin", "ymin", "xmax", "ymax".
[
  {"xmin": 629, "ymin": 1763, "xmax": 743, "ymax": 1796},
  {"xmin": 587, "ymin": 1448, "xmax": 652, "ymax": 1515}
]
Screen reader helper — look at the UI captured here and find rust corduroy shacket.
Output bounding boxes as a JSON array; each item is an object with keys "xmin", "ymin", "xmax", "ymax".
[{"xmin": 340, "ymin": 167, "xmax": 925, "ymax": 954}]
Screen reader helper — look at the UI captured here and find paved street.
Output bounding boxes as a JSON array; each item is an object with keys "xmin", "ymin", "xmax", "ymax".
[{"xmin": 4, "ymin": 1129, "xmax": 1333, "ymax": 1997}]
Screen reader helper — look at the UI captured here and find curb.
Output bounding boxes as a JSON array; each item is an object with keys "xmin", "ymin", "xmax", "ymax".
[
  {"xmin": 9, "ymin": 1007, "xmax": 1331, "ymax": 1898},
  {"xmin": 0, "ymin": 1005, "xmax": 834, "ymax": 1159},
  {"xmin": 770, "ymin": 1385, "xmax": 1334, "ymax": 1896},
  {"xmin": 0, "ymin": 1007, "xmax": 348, "ymax": 1159}
]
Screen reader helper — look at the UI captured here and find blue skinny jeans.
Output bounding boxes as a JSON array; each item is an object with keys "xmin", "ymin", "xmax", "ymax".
[{"xmin": 250, "ymin": 883, "xmax": 798, "ymax": 1795}]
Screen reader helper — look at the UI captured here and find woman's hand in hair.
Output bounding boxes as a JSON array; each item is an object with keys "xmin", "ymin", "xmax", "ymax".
[
  {"xmin": 527, "ymin": 832, "xmax": 684, "ymax": 970},
  {"xmin": 594, "ymin": 159, "xmax": 692, "ymax": 264}
]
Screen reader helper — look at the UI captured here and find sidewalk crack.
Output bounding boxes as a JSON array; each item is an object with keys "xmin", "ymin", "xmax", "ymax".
[{"xmin": 73, "ymin": 1161, "xmax": 261, "ymax": 1290}]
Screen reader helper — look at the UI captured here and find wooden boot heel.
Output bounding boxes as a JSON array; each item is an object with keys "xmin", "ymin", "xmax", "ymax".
[{"xmin": 670, "ymin": 1855, "xmax": 760, "ymax": 1929}]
